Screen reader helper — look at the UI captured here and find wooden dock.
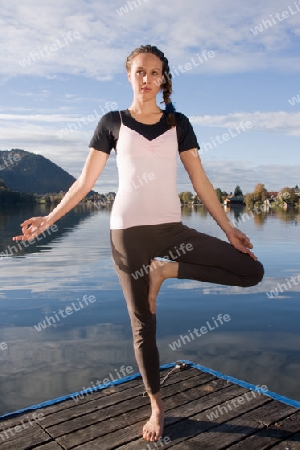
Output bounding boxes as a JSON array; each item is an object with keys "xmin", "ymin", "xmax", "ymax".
[{"xmin": 1, "ymin": 361, "xmax": 300, "ymax": 449}]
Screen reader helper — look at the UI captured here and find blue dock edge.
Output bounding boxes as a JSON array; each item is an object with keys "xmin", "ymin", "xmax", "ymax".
[{"xmin": 1, "ymin": 359, "xmax": 299, "ymax": 422}]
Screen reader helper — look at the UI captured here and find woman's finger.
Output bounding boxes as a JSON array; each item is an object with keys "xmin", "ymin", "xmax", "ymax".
[
  {"xmin": 238, "ymin": 233, "xmax": 253, "ymax": 249},
  {"xmin": 12, "ymin": 235, "xmax": 25, "ymax": 241},
  {"xmin": 20, "ymin": 218, "xmax": 36, "ymax": 227}
]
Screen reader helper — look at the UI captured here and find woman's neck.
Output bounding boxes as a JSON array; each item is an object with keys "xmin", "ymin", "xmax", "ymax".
[{"xmin": 128, "ymin": 100, "xmax": 162, "ymax": 115}]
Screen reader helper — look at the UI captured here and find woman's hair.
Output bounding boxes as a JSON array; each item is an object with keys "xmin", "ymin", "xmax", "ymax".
[{"xmin": 125, "ymin": 45, "xmax": 176, "ymax": 127}]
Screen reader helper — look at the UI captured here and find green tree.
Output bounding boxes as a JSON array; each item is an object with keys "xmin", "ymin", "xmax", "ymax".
[
  {"xmin": 215, "ymin": 188, "xmax": 223, "ymax": 203},
  {"xmin": 43, "ymin": 194, "xmax": 51, "ymax": 204},
  {"xmin": 221, "ymin": 191, "xmax": 228, "ymax": 203},
  {"xmin": 278, "ymin": 187, "xmax": 297, "ymax": 204},
  {"xmin": 0, "ymin": 178, "xmax": 7, "ymax": 189},
  {"xmin": 244, "ymin": 193, "xmax": 255, "ymax": 208},
  {"xmin": 253, "ymin": 183, "xmax": 268, "ymax": 203},
  {"xmin": 179, "ymin": 191, "xmax": 194, "ymax": 204},
  {"xmin": 193, "ymin": 194, "xmax": 202, "ymax": 204},
  {"xmin": 234, "ymin": 185, "xmax": 243, "ymax": 197}
]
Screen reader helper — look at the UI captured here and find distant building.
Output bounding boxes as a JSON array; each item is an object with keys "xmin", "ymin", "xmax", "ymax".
[
  {"xmin": 266, "ymin": 191, "xmax": 279, "ymax": 199},
  {"xmin": 283, "ymin": 201, "xmax": 295, "ymax": 210},
  {"xmin": 264, "ymin": 193, "xmax": 278, "ymax": 207},
  {"xmin": 106, "ymin": 192, "xmax": 116, "ymax": 203},
  {"xmin": 223, "ymin": 196, "xmax": 245, "ymax": 206}
]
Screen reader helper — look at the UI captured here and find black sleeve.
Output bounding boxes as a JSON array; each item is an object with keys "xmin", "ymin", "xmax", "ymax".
[
  {"xmin": 89, "ymin": 111, "xmax": 121, "ymax": 154},
  {"xmin": 176, "ymin": 112, "xmax": 200, "ymax": 154}
]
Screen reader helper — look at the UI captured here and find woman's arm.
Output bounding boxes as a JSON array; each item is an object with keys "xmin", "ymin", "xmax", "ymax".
[
  {"xmin": 13, "ymin": 149, "xmax": 109, "ymax": 241},
  {"xmin": 180, "ymin": 149, "xmax": 257, "ymax": 260}
]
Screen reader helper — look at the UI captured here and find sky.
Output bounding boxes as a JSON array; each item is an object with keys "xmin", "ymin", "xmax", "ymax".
[{"xmin": 0, "ymin": 0, "xmax": 299, "ymax": 194}]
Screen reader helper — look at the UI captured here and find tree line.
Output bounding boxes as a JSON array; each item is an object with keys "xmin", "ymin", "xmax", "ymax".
[
  {"xmin": 1, "ymin": 177, "xmax": 299, "ymax": 209},
  {"xmin": 0, "ymin": 178, "xmax": 114, "ymax": 206},
  {"xmin": 179, "ymin": 184, "xmax": 300, "ymax": 207}
]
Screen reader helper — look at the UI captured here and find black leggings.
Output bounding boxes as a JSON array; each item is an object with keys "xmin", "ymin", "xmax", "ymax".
[{"xmin": 110, "ymin": 221, "xmax": 264, "ymax": 394}]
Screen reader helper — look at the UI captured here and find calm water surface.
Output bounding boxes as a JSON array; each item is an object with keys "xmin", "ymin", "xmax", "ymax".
[{"xmin": 0, "ymin": 204, "xmax": 299, "ymax": 416}]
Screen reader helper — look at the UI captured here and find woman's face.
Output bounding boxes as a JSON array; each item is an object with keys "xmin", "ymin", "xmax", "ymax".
[{"xmin": 127, "ymin": 53, "xmax": 163, "ymax": 102}]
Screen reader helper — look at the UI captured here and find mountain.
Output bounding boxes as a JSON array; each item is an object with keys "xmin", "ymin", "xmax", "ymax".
[{"xmin": 0, "ymin": 149, "xmax": 76, "ymax": 194}]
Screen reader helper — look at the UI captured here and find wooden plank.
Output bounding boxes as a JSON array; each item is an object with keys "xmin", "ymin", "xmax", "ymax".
[
  {"xmin": 0, "ymin": 412, "xmax": 45, "ymax": 432},
  {"xmin": 33, "ymin": 443, "xmax": 63, "ymax": 450},
  {"xmin": 54, "ymin": 376, "xmax": 233, "ymax": 449},
  {"xmin": 114, "ymin": 384, "xmax": 249, "ymax": 450},
  {"xmin": 227, "ymin": 410, "xmax": 300, "ymax": 449},
  {"xmin": 35, "ymin": 366, "xmax": 201, "ymax": 424},
  {"xmin": 182, "ymin": 400, "xmax": 297, "ymax": 449},
  {"xmin": 2, "ymin": 365, "xmax": 299, "ymax": 450},
  {"xmin": 43, "ymin": 371, "xmax": 215, "ymax": 431},
  {"xmin": 270, "ymin": 434, "xmax": 300, "ymax": 450},
  {"xmin": 164, "ymin": 393, "xmax": 271, "ymax": 449},
  {"xmin": 72, "ymin": 384, "xmax": 250, "ymax": 450},
  {"xmin": 40, "ymin": 377, "xmax": 143, "ymax": 415},
  {"xmin": 0, "ymin": 423, "xmax": 51, "ymax": 450}
]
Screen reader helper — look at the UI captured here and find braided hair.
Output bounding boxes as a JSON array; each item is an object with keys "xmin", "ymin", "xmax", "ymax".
[{"xmin": 125, "ymin": 45, "xmax": 176, "ymax": 127}]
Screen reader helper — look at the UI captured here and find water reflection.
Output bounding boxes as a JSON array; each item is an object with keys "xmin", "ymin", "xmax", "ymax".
[
  {"xmin": 0, "ymin": 205, "xmax": 299, "ymax": 416},
  {"xmin": 0, "ymin": 204, "xmax": 108, "ymax": 257},
  {"xmin": 181, "ymin": 203, "xmax": 300, "ymax": 225},
  {"xmin": 181, "ymin": 204, "xmax": 209, "ymax": 218}
]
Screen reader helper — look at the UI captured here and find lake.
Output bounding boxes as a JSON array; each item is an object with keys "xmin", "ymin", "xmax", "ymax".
[{"xmin": 0, "ymin": 203, "xmax": 299, "ymax": 416}]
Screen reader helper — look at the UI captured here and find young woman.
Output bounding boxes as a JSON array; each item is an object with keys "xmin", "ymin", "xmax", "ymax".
[{"xmin": 13, "ymin": 45, "xmax": 264, "ymax": 442}]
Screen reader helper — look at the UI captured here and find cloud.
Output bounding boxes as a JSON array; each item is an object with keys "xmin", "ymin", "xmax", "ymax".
[
  {"xmin": 0, "ymin": 213, "xmax": 115, "ymax": 293},
  {"xmin": 0, "ymin": 113, "xmax": 81, "ymax": 123},
  {"xmin": 1, "ymin": 0, "xmax": 300, "ymax": 79},
  {"xmin": 177, "ymin": 159, "xmax": 300, "ymax": 193},
  {"xmin": 0, "ymin": 108, "xmax": 299, "ymax": 193},
  {"xmin": 189, "ymin": 111, "xmax": 300, "ymax": 136},
  {"xmin": 169, "ymin": 274, "xmax": 300, "ymax": 298}
]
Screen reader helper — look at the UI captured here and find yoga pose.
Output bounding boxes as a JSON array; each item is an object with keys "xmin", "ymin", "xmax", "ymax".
[{"xmin": 13, "ymin": 45, "xmax": 264, "ymax": 442}]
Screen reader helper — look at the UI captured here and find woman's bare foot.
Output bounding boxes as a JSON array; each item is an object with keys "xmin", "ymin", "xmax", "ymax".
[
  {"xmin": 148, "ymin": 259, "xmax": 179, "ymax": 314},
  {"xmin": 143, "ymin": 392, "xmax": 164, "ymax": 441}
]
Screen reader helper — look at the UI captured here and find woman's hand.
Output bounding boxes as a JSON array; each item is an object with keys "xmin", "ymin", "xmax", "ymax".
[
  {"xmin": 13, "ymin": 216, "xmax": 52, "ymax": 241},
  {"xmin": 180, "ymin": 151, "xmax": 258, "ymax": 261},
  {"xmin": 226, "ymin": 227, "xmax": 257, "ymax": 261}
]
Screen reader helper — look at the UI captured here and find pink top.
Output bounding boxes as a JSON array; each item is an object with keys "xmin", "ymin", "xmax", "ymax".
[{"xmin": 110, "ymin": 118, "xmax": 181, "ymax": 229}]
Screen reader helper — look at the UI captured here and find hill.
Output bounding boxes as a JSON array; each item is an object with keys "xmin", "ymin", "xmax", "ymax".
[{"xmin": 0, "ymin": 149, "xmax": 76, "ymax": 194}]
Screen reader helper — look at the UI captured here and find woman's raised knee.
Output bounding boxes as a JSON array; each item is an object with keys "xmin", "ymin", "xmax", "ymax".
[{"xmin": 243, "ymin": 260, "xmax": 264, "ymax": 287}]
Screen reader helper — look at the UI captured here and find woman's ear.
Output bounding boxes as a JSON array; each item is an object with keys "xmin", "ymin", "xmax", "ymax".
[{"xmin": 127, "ymin": 71, "xmax": 131, "ymax": 82}]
